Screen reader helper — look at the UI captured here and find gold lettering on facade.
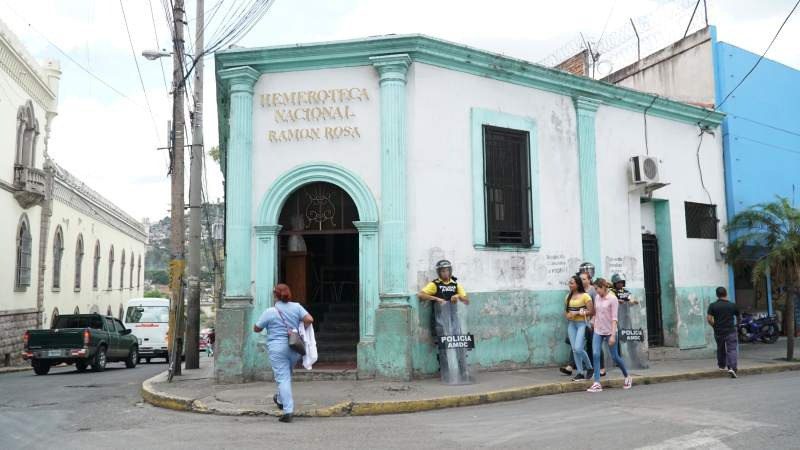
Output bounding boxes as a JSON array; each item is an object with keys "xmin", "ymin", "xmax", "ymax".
[{"xmin": 261, "ymin": 87, "xmax": 369, "ymax": 143}]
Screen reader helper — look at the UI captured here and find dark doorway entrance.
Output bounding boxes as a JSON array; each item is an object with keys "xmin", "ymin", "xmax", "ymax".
[
  {"xmin": 278, "ymin": 182, "xmax": 359, "ymax": 368},
  {"xmin": 642, "ymin": 233, "xmax": 664, "ymax": 346}
]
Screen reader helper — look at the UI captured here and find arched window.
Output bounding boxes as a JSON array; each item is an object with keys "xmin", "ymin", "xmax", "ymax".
[
  {"xmin": 15, "ymin": 100, "xmax": 39, "ymax": 169},
  {"xmin": 74, "ymin": 234, "xmax": 84, "ymax": 290},
  {"xmin": 73, "ymin": 305, "xmax": 80, "ymax": 314},
  {"xmin": 107, "ymin": 245, "xmax": 115, "ymax": 289},
  {"xmin": 92, "ymin": 241, "xmax": 101, "ymax": 289},
  {"xmin": 51, "ymin": 307, "xmax": 59, "ymax": 329},
  {"xmin": 107, "ymin": 305, "xmax": 112, "ymax": 316},
  {"xmin": 129, "ymin": 252, "xmax": 134, "ymax": 289},
  {"xmin": 15, "ymin": 214, "xmax": 33, "ymax": 289},
  {"xmin": 137, "ymin": 256, "xmax": 142, "ymax": 290},
  {"xmin": 118, "ymin": 304, "xmax": 124, "ymax": 321},
  {"xmin": 120, "ymin": 249, "xmax": 126, "ymax": 290},
  {"xmin": 52, "ymin": 226, "xmax": 64, "ymax": 289}
]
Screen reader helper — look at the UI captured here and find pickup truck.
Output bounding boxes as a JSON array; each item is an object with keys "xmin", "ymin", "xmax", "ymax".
[{"xmin": 22, "ymin": 314, "xmax": 139, "ymax": 375}]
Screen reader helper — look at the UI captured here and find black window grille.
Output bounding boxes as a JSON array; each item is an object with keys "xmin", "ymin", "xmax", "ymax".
[
  {"xmin": 685, "ymin": 202, "xmax": 718, "ymax": 239},
  {"xmin": 483, "ymin": 125, "xmax": 532, "ymax": 247}
]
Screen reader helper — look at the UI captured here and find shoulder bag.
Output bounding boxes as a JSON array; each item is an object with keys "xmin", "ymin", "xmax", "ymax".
[{"xmin": 276, "ymin": 306, "xmax": 306, "ymax": 356}]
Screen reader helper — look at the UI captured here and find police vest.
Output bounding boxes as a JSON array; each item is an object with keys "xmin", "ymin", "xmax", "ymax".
[{"xmin": 434, "ymin": 278, "xmax": 459, "ymax": 301}]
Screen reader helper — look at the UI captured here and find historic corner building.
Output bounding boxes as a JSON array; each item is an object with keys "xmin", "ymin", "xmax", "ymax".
[
  {"xmin": 214, "ymin": 34, "xmax": 729, "ymax": 382},
  {"xmin": 0, "ymin": 17, "xmax": 147, "ymax": 366}
]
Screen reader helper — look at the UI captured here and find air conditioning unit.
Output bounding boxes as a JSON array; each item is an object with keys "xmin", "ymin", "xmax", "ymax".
[{"xmin": 630, "ymin": 155, "xmax": 661, "ymax": 185}]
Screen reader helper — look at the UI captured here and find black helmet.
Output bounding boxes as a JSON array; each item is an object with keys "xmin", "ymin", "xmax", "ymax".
[
  {"xmin": 611, "ymin": 273, "xmax": 626, "ymax": 285},
  {"xmin": 435, "ymin": 260, "xmax": 452, "ymax": 271},
  {"xmin": 578, "ymin": 262, "xmax": 595, "ymax": 278}
]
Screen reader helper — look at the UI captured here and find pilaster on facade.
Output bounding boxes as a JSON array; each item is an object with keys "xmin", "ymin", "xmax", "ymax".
[
  {"xmin": 219, "ymin": 66, "xmax": 260, "ymax": 300},
  {"xmin": 573, "ymin": 96, "xmax": 602, "ymax": 268},
  {"xmin": 371, "ymin": 54, "xmax": 411, "ymax": 301}
]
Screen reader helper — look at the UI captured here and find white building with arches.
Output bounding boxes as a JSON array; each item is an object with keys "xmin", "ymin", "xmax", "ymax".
[{"xmin": 1, "ymin": 18, "xmax": 146, "ymax": 366}]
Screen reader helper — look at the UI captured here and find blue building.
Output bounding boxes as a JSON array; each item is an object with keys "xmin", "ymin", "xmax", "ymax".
[{"xmin": 606, "ymin": 26, "xmax": 800, "ymax": 317}]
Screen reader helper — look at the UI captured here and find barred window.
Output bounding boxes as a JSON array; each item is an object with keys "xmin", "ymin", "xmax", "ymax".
[
  {"xmin": 129, "ymin": 253, "xmax": 134, "ymax": 289},
  {"xmin": 685, "ymin": 202, "xmax": 718, "ymax": 239},
  {"xmin": 15, "ymin": 215, "xmax": 32, "ymax": 289},
  {"xmin": 74, "ymin": 234, "xmax": 84, "ymax": 290},
  {"xmin": 52, "ymin": 226, "xmax": 64, "ymax": 289},
  {"xmin": 483, "ymin": 125, "xmax": 532, "ymax": 247}
]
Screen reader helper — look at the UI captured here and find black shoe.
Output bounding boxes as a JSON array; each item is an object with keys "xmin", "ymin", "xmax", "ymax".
[
  {"xmin": 559, "ymin": 366, "xmax": 573, "ymax": 376},
  {"xmin": 586, "ymin": 369, "xmax": 594, "ymax": 379},
  {"xmin": 279, "ymin": 413, "xmax": 293, "ymax": 423},
  {"xmin": 273, "ymin": 394, "xmax": 283, "ymax": 410},
  {"xmin": 571, "ymin": 373, "xmax": 586, "ymax": 382}
]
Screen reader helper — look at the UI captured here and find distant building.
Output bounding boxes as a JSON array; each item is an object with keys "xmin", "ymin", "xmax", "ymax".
[
  {"xmin": 0, "ymin": 17, "xmax": 146, "ymax": 366},
  {"xmin": 605, "ymin": 26, "xmax": 800, "ymax": 315}
]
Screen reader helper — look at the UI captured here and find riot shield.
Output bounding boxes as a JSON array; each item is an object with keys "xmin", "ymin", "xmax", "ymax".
[{"xmin": 433, "ymin": 301, "xmax": 473, "ymax": 385}]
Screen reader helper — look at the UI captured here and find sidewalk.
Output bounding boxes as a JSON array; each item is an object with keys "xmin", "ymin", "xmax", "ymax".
[{"xmin": 142, "ymin": 342, "xmax": 799, "ymax": 417}]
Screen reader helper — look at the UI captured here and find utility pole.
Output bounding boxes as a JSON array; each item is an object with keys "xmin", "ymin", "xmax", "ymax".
[
  {"xmin": 185, "ymin": 0, "xmax": 204, "ymax": 370},
  {"xmin": 167, "ymin": 0, "xmax": 187, "ymax": 380}
]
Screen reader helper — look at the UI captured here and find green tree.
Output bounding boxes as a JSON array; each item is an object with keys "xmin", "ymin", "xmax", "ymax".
[
  {"xmin": 727, "ymin": 197, "xmax": 798, "ymax": 361},
  {"xmin": 146, "ymin": 270, "xmax": 169, "ymax": 285},
  {"xmin": 209, "ymin": 145, "xmax": 221, "ymax": 168},
  {"xmin": 144, "ymin": 290, "xmax": 167, "ymax": 298}
]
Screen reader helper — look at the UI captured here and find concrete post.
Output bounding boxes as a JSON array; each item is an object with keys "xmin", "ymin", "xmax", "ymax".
[{"xmin": 371, "ymin": 54, "xmax": 413, "ymax": 380}]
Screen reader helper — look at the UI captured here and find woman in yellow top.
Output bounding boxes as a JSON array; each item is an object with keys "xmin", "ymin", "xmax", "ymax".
[{"xmin": 565, "ymin": 274, "xmax": 594, "ymax": 381}]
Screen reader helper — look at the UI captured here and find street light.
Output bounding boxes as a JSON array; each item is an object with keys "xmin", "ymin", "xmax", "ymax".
[{"xmin": 142, "ymin": 49, "xmax": 171, "ymax": 60}]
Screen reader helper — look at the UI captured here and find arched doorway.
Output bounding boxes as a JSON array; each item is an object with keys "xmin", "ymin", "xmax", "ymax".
[{"xmin": 278, "ymin": 182, "xmax": 359, "ymax": 367}]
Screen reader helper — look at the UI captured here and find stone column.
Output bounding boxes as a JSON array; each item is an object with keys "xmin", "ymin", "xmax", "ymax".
[
  {"xmin": 219, "ymin": 66, "xmax": 259, "ymax": 303},
  {"xmin": 371, "ymin": 54, "xmax": 413, "ymax": 380},
  {"xmin": 574, "ymin": 97, "xmax": 602, "ymax": 269},
  {"xmin": 215, "ymin": 66, "xmax": 259, "ymax": 383}
]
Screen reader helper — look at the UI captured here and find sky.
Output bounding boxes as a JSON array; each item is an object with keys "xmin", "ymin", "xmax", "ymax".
[{"xmin": 1, "ymin": 0, "xmax": 798, "ymax": 222}]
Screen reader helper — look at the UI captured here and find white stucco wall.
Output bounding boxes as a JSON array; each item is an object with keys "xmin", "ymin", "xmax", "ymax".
[
  {"xmin": 246, "ymin": 60, "xmax": 728, "ymax": 296},
  {"xmin": 41, "ymin": 197, "xmax": 146, "ymax": 327}
]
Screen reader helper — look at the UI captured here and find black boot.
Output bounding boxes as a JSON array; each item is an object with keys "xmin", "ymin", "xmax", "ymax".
[
  {"xmin": 273, "ymin": 394, "xmax": 283, "ymax": 410},
  {"xmin": 279, "ymin": 413, "xmax": 293, "ymax": 423}
]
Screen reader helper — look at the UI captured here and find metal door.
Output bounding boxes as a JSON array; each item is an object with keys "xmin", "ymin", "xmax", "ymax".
[{"xmin": 642, "ymin": 234, "xmax": 664, "ymax": 346}]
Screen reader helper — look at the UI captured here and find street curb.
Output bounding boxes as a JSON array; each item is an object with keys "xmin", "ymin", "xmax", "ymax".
[
  {"xmin": 0, "ymin": 366, "xmax": 31, "ymax": 375},
  {"xmin": 141, "ymin": 362, "xmax": 800, "ymax": 417}
]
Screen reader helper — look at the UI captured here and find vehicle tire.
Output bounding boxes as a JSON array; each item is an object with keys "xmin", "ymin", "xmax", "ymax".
[
  {"xmin": 125, "ymin": 347, "xmax": 138, "ymax": 368},
  {"xmin": 32, "ymin": 360, "xmax": 51, "ymax": 376},
  {"xmin": 76, "ymin": 361, "xmax": 88, "ymax": 372},
  {"xmin": 91, "ymin": 346, "xmax": 107, "ymax": 372},
  {"xmin": 761, "ymin": 325, "xmax": 779, "ymax": 344},
  {"xmin": 146, "ymin": 358, "xmax": 151, "ymax": 364}
]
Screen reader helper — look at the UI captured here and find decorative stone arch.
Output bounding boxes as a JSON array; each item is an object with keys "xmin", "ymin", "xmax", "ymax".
[
  {"xmin": 251, "ymin": 163, "xmax": 379, "ymax": 372},
  {"xmin": 15, "ymin": 213, "xmax": 33, "ymax": 289},
  {"xmin": 15, "ymin": 100, "xmax": 40, "ymax": 168},
  {"xmin": 52, "ymin": 226, "xmax": 64, "ymax": 289}
]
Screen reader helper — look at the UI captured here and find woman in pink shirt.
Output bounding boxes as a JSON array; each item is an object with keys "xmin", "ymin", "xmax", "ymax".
[{"xmin": 587, "ymin": 278, "xmax": 632, "ymax": 393}]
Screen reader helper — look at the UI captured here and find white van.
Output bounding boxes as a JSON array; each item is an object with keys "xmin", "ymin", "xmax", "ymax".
[{"xmin": 124, "ymin": 298, "xmax": 169, "ymax": 364}]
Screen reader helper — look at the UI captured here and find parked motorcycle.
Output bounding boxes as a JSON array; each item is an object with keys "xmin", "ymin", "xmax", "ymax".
[{"xmin": 738, "ymin": 312, "xmax": 780, "ymax": 344}]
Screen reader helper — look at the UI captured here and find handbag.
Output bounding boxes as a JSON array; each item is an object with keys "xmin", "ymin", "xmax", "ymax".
[{"xmin": 276, "ymin": 306, "xmax": 306, "ymax": 356}]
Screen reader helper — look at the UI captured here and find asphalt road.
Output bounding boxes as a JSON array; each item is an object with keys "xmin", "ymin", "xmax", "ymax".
[{"xmin": 1, "ymin": 360, "xmax": 797, "ymax": 450}]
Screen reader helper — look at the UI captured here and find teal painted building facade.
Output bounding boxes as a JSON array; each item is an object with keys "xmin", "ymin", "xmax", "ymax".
[{"xmin": 214, "ymin": 35, "xmax": 727, "ymax": 382}]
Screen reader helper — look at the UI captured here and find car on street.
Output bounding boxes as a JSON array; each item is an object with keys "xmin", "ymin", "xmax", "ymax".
[
  {"xmin": 124, "ymin": 298, "xmax": 170, "ymax": 363},
  {"xmin": 22, "ymin": 314, "xmax": 139, "ymax": 375}
]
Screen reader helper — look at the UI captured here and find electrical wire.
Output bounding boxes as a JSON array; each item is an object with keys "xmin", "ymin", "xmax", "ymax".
[
  {"xmin": 698, "ymin": 0, "xmax": 800, "ymax": 126},
  {"xmin": 695, "ymin": 130, "xmax": 713, "ymax": 205},
  {"xmin": 643, "ymin": 95, "xmax": 658, "ymax": 155},
  {"xmin": 119, "ymin": 0, "xmax": 160, "ymax": 140},
  {"xmin": 148, "ymin": 0, "xmax": 170, "ymax": 93}
]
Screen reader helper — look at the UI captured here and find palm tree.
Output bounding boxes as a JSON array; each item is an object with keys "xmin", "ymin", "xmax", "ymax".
[{"xmin": 727, "ymin": 197, "xmax": 798, "ymax": 361}]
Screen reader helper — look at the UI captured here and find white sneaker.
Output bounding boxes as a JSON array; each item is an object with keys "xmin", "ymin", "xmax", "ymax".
[
  {"xmin": 623, "ymin": 376, "xmax": 633, "ymax": 389},
  {"xmin": 587, "ymin": 382, "xmax": 603, "ymax": 393}
]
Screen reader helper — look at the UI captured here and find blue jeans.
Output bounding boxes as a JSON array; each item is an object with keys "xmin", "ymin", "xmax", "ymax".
[
  {"xmin": 592, "ymin": 333, "xmax": 628, "ymax": 383},
  {"xmin": 268, "ymin": 342, "xmax": 301, "ymax": 414},
  {"xmin": 567, "ymin": 321, "xmax": 593, "ymax": 374}
]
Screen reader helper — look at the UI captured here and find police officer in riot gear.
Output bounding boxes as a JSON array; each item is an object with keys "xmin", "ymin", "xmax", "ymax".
[{"xmin": 418, "ymin": 260, "xmax": 471, "ymax": 384}]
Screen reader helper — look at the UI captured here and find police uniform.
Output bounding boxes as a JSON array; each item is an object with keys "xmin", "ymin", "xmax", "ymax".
[{"xmin": 421, "ymin": 277, "xmax": 471, "ymax": 383}]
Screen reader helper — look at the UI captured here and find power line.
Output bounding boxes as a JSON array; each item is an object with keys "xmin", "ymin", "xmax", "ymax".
[
  {"xmin": 148, "ymin": 0, "xmax": 170, "ymax": 93},
  {"xmin": 4, "ymin": 4, "xmax": 143, "ymax": 107},
  {"xmin": 716, "ymin": 0, "xmax": 800, "ymax": 110},
  {"xmin": 119, "ymin": 0, "xmax": 160, "ymax": 139}
]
